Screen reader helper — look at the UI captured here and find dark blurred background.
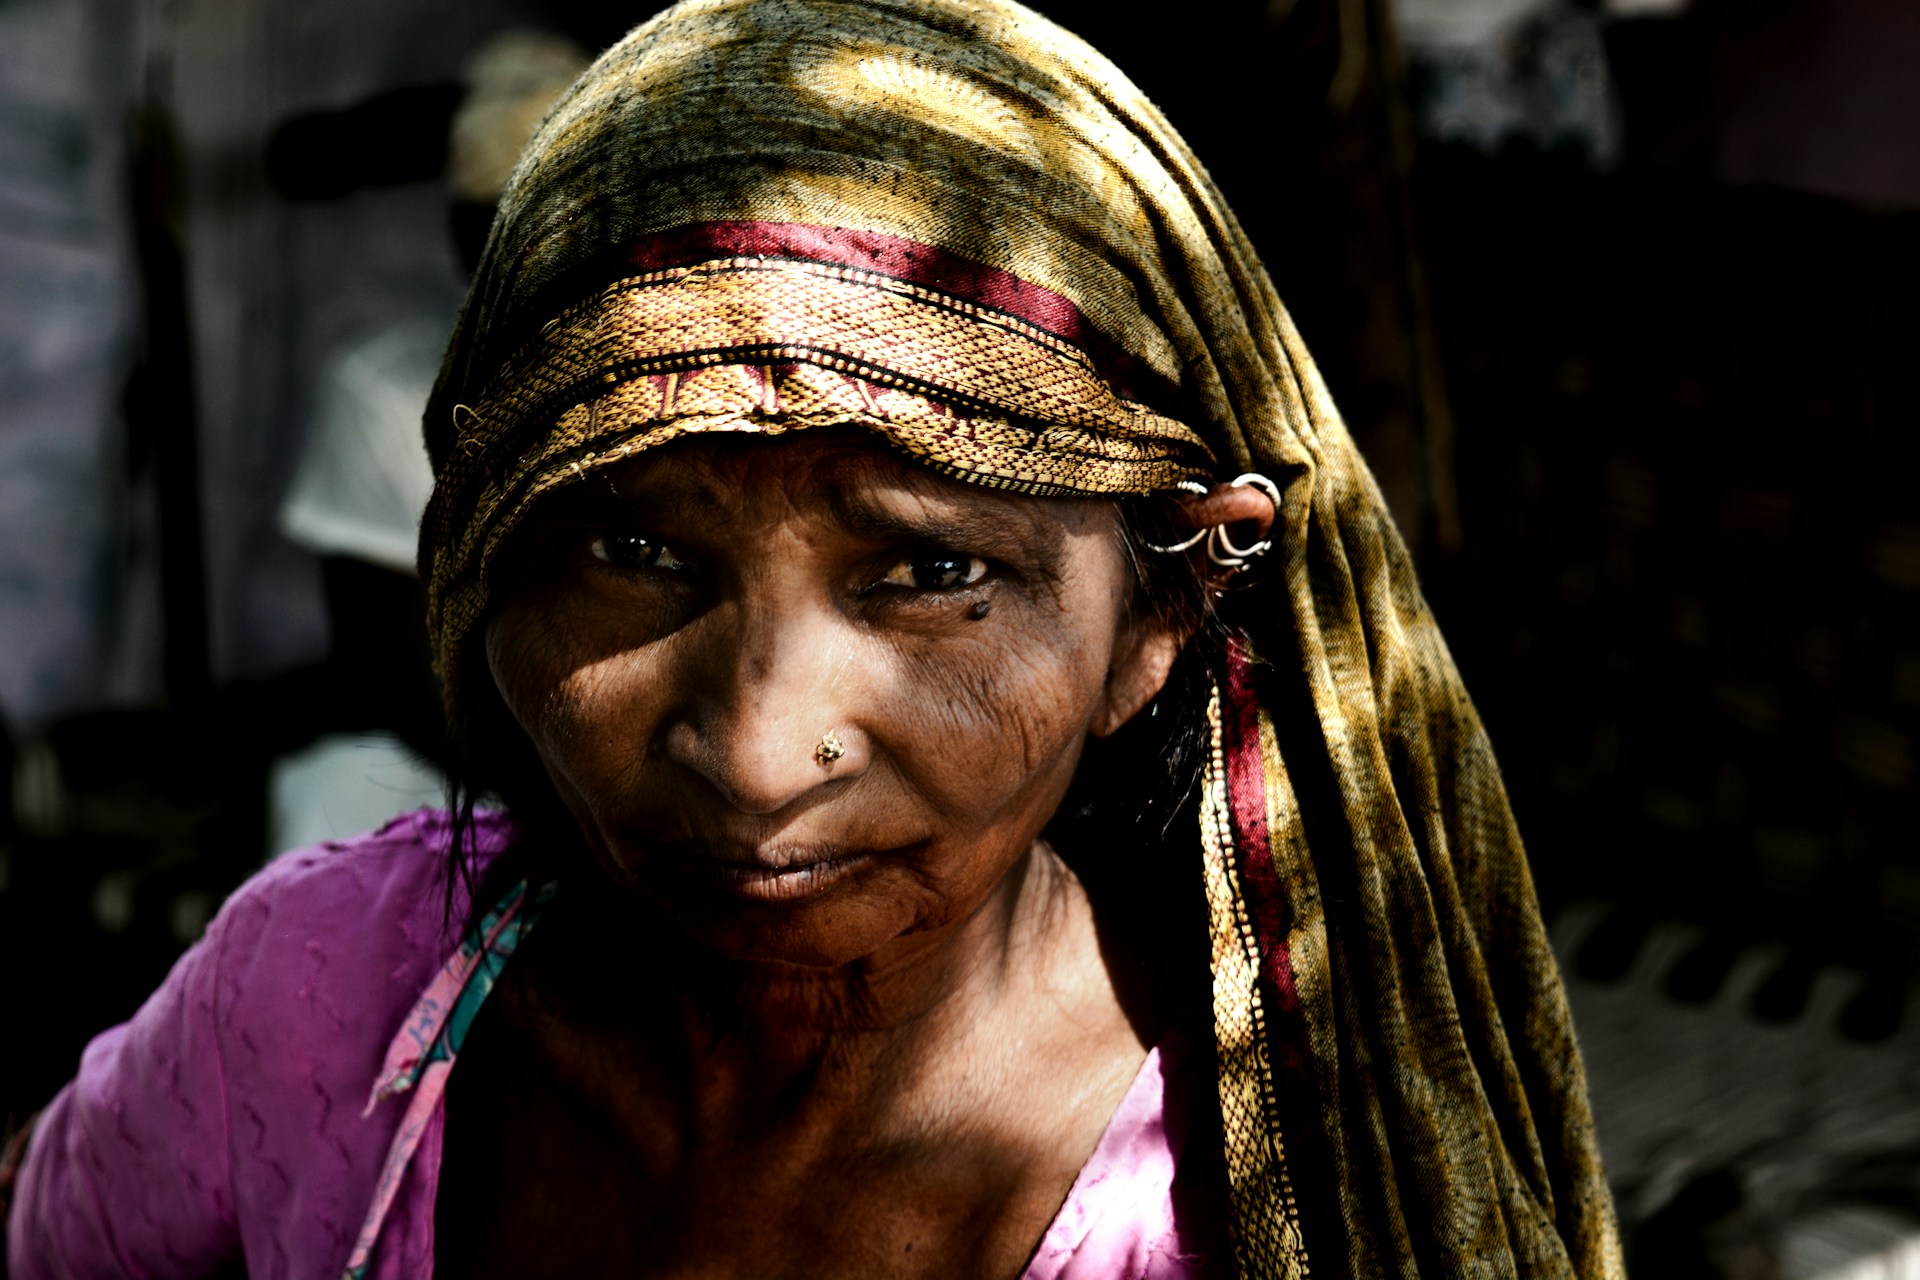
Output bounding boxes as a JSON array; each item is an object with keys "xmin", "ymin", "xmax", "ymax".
[{"xmin": 4, "ymin": 0, "xmax": 1919, "ymax": 1272}]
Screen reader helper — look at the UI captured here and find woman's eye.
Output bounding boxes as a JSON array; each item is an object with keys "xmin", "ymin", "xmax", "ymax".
[
  {"xmin": 881, "ymin": 552, "xmax": 989, "ymax": 591},
  {"xmin": 588, "ymin": 530, "xmax": 685, "ymax": 571}
]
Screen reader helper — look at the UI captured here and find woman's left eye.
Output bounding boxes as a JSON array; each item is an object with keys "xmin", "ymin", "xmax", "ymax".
[
  {"xmin": 881, "ymin": 552, "xmax": 989, "ymax": 591},
  {"xmin": 588, "ymin": 529, "xmax": 686, "ymax": 571}
]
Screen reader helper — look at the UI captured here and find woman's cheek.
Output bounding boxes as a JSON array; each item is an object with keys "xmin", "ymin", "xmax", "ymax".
[
  {"xmin": 892, "ymin": 612, "xmax": 1106, "ymax": 804},
  {"xmin": 541, "ymin": 652, "xmax": 657, "ymax": 794},
  {"xmin": 490, "ymin": 602, "xmax": 641, "ymax": 795}
]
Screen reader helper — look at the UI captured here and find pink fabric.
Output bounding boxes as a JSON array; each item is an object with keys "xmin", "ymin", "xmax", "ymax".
[
  {"xmin": 6, "ymin": 810, "xmax": 493, "ymax": 1280},
  {"xmin": 1023, "ymin": 1034, "xmax": 1217, "ymax": 1280},
  {"xmin": 7, "ymin": 811, "xmax": 1221, "ymax": 1278}
]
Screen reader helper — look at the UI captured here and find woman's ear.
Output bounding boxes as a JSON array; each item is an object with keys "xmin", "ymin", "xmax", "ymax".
[
  {"xmin": 1092, "ymin": 615, "xmax": 1182, "ymax": 738},
  {"xmin": 1174, "ymin": 481, "xmax": 1277, "ymax": 591},
  {"xmin": 1096, "ymin": 477, "xmax": 1278, "ymax": 736}
]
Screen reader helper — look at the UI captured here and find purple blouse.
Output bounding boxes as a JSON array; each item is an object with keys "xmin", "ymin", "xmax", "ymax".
[{"xmin": 8, "ymin": 810, "xmax": 1220, "ymax": 1279}]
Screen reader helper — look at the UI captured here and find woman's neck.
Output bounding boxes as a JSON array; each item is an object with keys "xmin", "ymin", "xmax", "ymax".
[{"xmin": 438, "ymin": 835, "xmax": 1163, "ymax": 1280}]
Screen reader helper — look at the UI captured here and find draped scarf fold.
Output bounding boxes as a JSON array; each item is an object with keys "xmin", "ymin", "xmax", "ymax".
[{"xmin": 419, "ymin": 1, "xmax": 1623, "ymax": 1273}]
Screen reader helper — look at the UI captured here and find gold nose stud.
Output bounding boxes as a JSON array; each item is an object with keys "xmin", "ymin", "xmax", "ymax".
[{"xmin": 813, "ymin": 730, "xmax": 846, "ymax": 767}]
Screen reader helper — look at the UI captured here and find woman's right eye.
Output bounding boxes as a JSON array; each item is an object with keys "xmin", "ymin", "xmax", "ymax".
[
  {"xmin": 880, "ymin": 551, "xmax": 989, "ymax": 591},
  {"xmin": 588, "ymin": 530, "xmax": 686, "ymax": 571}
]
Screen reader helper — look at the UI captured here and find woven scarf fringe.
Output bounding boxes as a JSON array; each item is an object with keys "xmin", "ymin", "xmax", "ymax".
[{"xmin": 1202, "ymin": 683, "xmax": 1313, "ymax": 1279}]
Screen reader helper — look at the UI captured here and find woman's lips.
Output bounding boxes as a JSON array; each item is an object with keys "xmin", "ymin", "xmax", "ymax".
[
  {"xmin": 696, "ymin": 853, "xmax": 872, "ymax": 902},
  {"xmin": 647, "ymin": 841, "xmax": 883, "ymax": 903}
]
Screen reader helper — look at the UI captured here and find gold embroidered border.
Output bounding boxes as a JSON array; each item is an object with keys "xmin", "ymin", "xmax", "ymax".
[
  {"xmin": 467, "ymin": 255, "xmax": 1200, "ymax": 445},
  {"xmin": 1201, "ymin": 686, "xmax": 1312, "ymax": 1279}
]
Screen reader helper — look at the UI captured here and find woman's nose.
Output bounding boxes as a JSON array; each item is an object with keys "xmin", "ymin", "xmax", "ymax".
[{"xmin": 660, "ymin": 604, "xmax": 869, "ymax": 814}]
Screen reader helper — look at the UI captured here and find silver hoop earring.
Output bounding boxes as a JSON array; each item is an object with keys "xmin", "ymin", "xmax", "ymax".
[
  {"xmin": 1230, "ymin": 472, "xmax": 1283, "ymax": 507},
  {"xmin": 1206, "ymin": 523, "xmax": 1269, "ymax": 569},
  {"xmin": 1206, "ymin": 473, "xmax": 1281, "ymax": 569},
  {"xmin": 1144, "ymin": 472, "xmax": 1281, "ymax": 570},
  {"xmin": 1141, "ymin": 480, "xmax": 1212, "ymax": 553}
]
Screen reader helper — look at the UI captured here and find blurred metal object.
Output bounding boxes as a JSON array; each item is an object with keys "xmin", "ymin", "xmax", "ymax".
[
  {"xmin": 129, "ymin": 90, "xmax": 212, "ymax": 708},
  {"xmin": 11, "ymin": 737, "xmax": 67, "ymax": 842},
  {"xmin": 1604, "ymin": 0, "xmax": 1690, "ymax": 16}
]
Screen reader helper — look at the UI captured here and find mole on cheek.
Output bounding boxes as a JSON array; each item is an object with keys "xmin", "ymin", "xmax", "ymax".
[{"xmin": 969, "ymin": 600, "xmax": 991, "ymax": 620}]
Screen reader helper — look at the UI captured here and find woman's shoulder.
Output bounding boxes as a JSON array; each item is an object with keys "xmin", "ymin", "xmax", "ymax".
[
  {"xmin": 3, "ymin": 811, "xmax": 518, "ymax": 1277},
  {"xmin": 245, "ymin": 805, "xmax": 512, "ymax": 904},
  {"xmin": 211, "ymin": 808, "xmax": 516, "ymax": 1024}
]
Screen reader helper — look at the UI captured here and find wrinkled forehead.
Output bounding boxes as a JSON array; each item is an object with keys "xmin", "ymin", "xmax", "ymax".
[{"xmin": 524, "ymin": 425, "xmax": 1120, "ymax": 548}]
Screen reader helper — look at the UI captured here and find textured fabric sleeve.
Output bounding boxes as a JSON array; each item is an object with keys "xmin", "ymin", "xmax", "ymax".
[{"xmin": 7, "ymin": 906, "xmax": 239, "ymax": 1278}]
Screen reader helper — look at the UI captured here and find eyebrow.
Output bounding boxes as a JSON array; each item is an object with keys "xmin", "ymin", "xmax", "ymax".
[
  {"xmin": 542, "ymin": 473, "xmax": 724, "ymax": 526},
  {"xmin": 542, "ymin": 449, "xmax": 1080, "ymax": 570},
  {"xmin": 827, "ymin": 481, "xmax": 1070, "ymax": 565}
]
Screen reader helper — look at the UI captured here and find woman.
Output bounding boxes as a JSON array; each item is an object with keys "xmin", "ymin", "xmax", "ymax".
[{"xmin": 4, "ymin": 0, "xmax": 1622, "ymax": 1275}]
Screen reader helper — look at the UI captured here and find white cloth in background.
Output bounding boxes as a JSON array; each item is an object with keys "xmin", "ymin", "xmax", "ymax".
[
  {"xmin": 1393, "ymin": 0, "xmax": 1539, "ymax": 52},
  {"xmin": 266, "ymin": 731, "xmax": 444, "ymax": 860},
  {"xmin": 271, "ymin": 322, "xmax": 447, "ymax": 864},
  {"xmin": 278, "ymin": 318, "xmax": 444, "ymax": 575},
  {"xmin": 1392, "ymin": 0, "xmax": 1622, "ymax": 164}
]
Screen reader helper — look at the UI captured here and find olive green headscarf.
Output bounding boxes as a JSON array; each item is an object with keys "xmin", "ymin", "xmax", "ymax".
[{"xmin": 420, "ymin": 1, "xmax": 1623, "ymax": 1274}]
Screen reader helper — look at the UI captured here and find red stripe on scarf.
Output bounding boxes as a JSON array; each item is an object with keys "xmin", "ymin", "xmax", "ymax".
[
  {"xmin": 615, "ymin": 221, "xmax": 1176, "ymax": 408},
  {"xmin": 1221, "ymin": 638, "xmax": 1303, "ymax": 1023}
]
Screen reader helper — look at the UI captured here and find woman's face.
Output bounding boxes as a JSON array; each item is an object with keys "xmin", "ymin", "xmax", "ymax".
[{"xmin": 486, "ymin": 430, "xmax": 1180, "ymax": 969}]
